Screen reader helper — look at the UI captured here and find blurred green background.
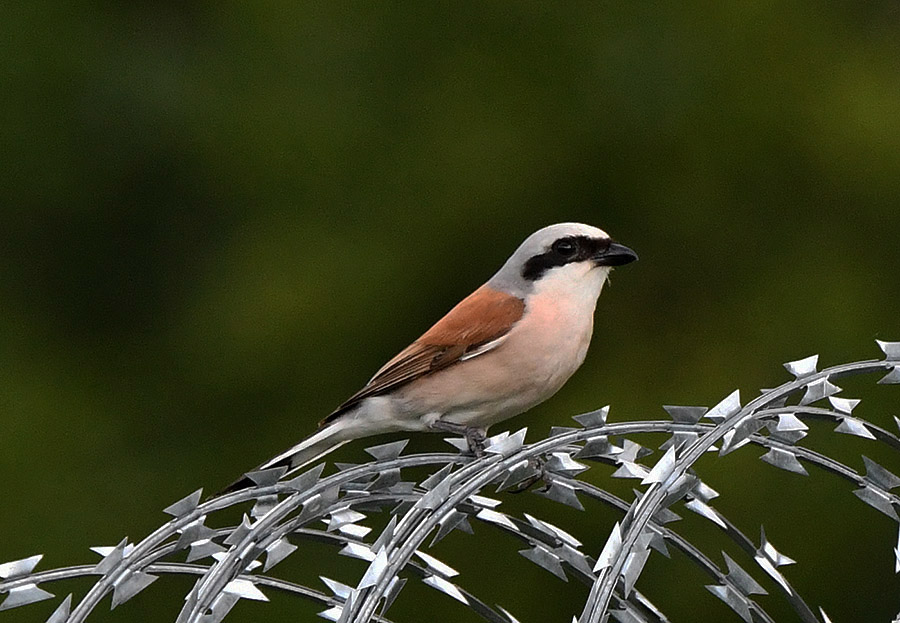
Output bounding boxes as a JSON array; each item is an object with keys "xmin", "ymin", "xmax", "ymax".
[{"xmin": 3, "ymin": 2, "xmax": 900, "ymax": 621}]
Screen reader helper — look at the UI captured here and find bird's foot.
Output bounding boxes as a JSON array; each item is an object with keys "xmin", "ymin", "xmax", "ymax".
[
  {"xmin": 431, "ymin": 421, "xmax": 487, "ymax": 458},
  {"xmin": 465, "ymin": 427, "xmax": 486, "ymax": 458}
]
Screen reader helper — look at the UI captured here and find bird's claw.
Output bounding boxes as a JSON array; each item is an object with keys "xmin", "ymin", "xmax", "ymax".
[{"xmin": 465, "ymin": 428, "xmax": 486, "ymax": 458}]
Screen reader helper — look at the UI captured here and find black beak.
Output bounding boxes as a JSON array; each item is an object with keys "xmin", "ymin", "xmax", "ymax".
[{"xmin": 594, "ymin": 241, "xmax": 638, "ymax": 267}]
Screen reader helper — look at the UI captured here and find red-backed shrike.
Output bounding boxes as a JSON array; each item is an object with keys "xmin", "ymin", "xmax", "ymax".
[{"xmin": 224, "ymin": 223, "xmax": 636, "ymax": 492}]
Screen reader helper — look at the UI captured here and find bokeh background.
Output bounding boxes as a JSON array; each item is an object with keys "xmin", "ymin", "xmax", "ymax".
[{"xmin": 3, "ymin": 2, "xmax": 900, "ymax": 621}]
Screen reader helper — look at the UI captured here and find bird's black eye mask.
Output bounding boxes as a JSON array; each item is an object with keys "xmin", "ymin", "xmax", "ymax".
[{"xmin": 521, "ymin": 235, "xmax": 610, "ymax": 281}]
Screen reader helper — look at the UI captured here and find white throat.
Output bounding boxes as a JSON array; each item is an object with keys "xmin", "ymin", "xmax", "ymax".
[{"xmin": 531, "ymin": 262, "xmax": 610, "ymax": 314}]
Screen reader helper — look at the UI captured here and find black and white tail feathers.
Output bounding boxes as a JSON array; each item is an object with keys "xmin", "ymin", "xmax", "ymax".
[{"xmin": 219, "ymin": 418, "xmax": 355, "ymax": 494}]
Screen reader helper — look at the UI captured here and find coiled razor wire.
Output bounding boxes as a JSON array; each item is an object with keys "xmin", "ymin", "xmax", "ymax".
[{"xmin": 2, "ymin": 340, "xmax": 900, "ymax": 622}]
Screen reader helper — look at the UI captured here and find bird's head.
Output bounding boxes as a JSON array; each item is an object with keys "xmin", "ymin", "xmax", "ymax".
[{"xmin": 488, "ymin": 223, "xmax": 638, "ymax": 299}]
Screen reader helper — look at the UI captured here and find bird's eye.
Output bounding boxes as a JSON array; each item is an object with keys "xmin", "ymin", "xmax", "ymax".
[{"xmin": 552, "ymin": 238, "xmax": 577, "ymax": 257}]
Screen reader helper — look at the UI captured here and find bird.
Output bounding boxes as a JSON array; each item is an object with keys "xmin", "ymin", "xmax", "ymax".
[{"xmin": 222, "ymin": 222, "xmax": 636, "ymax": 493}]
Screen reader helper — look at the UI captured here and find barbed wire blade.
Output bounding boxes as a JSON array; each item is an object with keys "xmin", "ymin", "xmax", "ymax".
[
  {"xmin": 536, "ymin": 481, "xmax": 585, "ymax": 510},
  {"xmin": 92, "ymin": 538, "xmax": 129, "ymax": 573},
  {"xmin": 381, "ymin": 576, "xmax": 407, "ymax": 615},
  {"xmin": 720, "ymin": 419, "xmax": 764, "ymax": 456},
  {"xmin": 365, "ymin": 439, "xmax": 409, "ymax": 461},
  {"xmin": 263, "ymin": 538, "xmax": 298, "ymax": 571},
  {"xmin": 111, "ymin": 571, "xmax": 157, "ymax": 608},
  {"xmin": 415, "ymin": 550, "xmax": 459, "ymax": 578},
  {"xmin": 202, "ymin": 593, "xmax": 239, "ymax": 623},
  {"xmin": 895, "ymin": 526, "xmax": 900, "ymax": 573},
  {"xmin": 209, "ymin": 552, "xmax": 261, "ymax": 573},
  {"xmin": 368, "ymin": 467, "xmax": 402, "ymax": 491},
  {"xmin": 646, "ymin": 530, "xmax": 670, "ymax": 557},
  {"xmin": 251, "ymin": 494, "xmax": 279, "ymax": 518},
  {"xmin": 706, "ymin": 390, "xmax": 741, "ymax": 422},
  {"xmin": 486, "ymin": 428, "xmax": 527, "ymax": 456},
  {"xmin": 371, "ymin": 515, "xmax": 398, "ymax": 554},
  {"xmin": 186, "ymin": 539, "xmax": 227, "ymax": 563},
  {"xmin": 828, "ymin": 396, "xmax": 861, "ymax": 414},
  {"xmin": 285, "ymin": 463, "xmax": 325, "ymax": 492},
  {"xmin": 760, "ymin": 448, "xmax": 808, "ymax": 476},
  {"xmin": 497, "ymin": 605, "xmax": 522, "ymax": 623},
  {"xmin": 618, "ymin": 440, "xmax": 652, "ymax": 463},
  {"xmin": 784, "ymin": 354, "xmax": 819, "ymax": 379},
  {"xmin": 556, "ymin": 542, "xmax": 594, "ymax": 575},
  {"xmin": 621, "ymin": 533, "xmax": 653, "ymax": 596},
  {"xmin": 327, "ymin": 509, "xmax": 367, "ymax": 532},
  {"xmin": 878, "ymin": 365, "xmax": 900, "ymax": 385},
  {"xmin": 834, "ymin": 417, "xmax": 876, "ymax": 439},
  {"xmin": 519, "ymin": 545, "xmax": 567, "ymax": 581},
  {"xmin": 338, "ymin": 523, "xmax": 372, "ymax": 539},
  {"xmin": 524, "ymin": 514, "xmax": 582, "ymax": 548},
  {"xmin": 593, "ymin": 523, "xmax": 622, "ymax": 572},
  {"xmin": 819, "ymin": 607, "xmax": 834, "ymax": 623},
  {"xmin": 417, "ymin": 478, "xmax": 452, "ymax": 510},
  {"xmin": 163, "ymin": 489, "xmax": 202, "ymax": 517},
  {"xmin": 853, "ymin": 485, "xmax": 898, "ymax": 519},
  {"xmin": 877, "ymin": 339, "xmax": 900, "ymax": 360},
  {"xmin": 245, "ymin": 466, "xmax": 288, "ymax": 487},
  {"xmin": 641, "ymin": 446, "xmax": 677, "ymax": 485},
  {"xmin": 318, "ymin": 605, "xmax": 344, "ymax": 622},
  {"xmin": 476, "ymin": 508, "xmax": 517, "ymax": 531},
  {"xmin": 443, "ymin": 437, "xmax": 470, "ymax": 452},
  {"xmin": 45, "ymin": 593, "xmax": 72, "ymax": 623},
  {"xmin": 662, "ymin": 405, "xmax": 708, "ymax": 424},
  {"xmin": 176, "ymin": 518, "xmax": 217, "ymax": 550},
  {"xmin": 693, "ymin": 479, "xmax": 720, "ymax": 502},
  {"xmin": 659, "ymin": 430, "xmax": 699, "ymax": 453},
  {"xmin": 545, "ymin": 452, "xmax": 589, "ymax": 477},
  {"xmin": 223, "ymin": 514, "xmax": 253, "ymax": 546},
  {"xmin": 861, "ymin": 456, "xmax": 900, "ymax": 490},
  {"xmin": 660, "ymin": 473, "xmax": 699, "ymax": 507},
  {"xmin": 612, "ymin": 461, "xmax": 650, "ymax": 480},
  {"xmin": 722, "ymin": 552, "xmax": 768, "ymax": 596},
  {"xmin": 0, "ymin": 554, "xmax": 42, "ymax": 579},
  {"xmin": 609, "ymin": 607, "xmax": 648, "ymax": 623},
  {"xmin": 0, "ymin": 584, "xmax": 54, "ymax": 611},
  {"xmin": 758, "ymin": 527, "xmax": 796, "ymax": 567},
  {"xmin": 684, "ymin": 499, "xmax": 727, "ymax": 528},
  {"xmin": 420, "ymin": 464, "xmax": 454, "ymax": 491},
  {"xmin": 340, "ymin": 542, "xmax": 376, "ymax": 562},
  {"xmin": 755, "ymin": 529, "xmax": 794, "ymax": 593},
  {"xmin": 576, "ymin": 436, "xmax": 620, "ymax": 460},
  {"xmin": 431, "ymin": 509, "xmax": 472, "ymax": 546},
  {"xmin": 423, "ymin": 574, "xmax": 469, "ymax": 604},
  {"xmin": 222, "ymin": 578, "xmax": 268, "ymax": 602},
  {"xmin": 320, "ymin": 576, "xmax": 353, "ymax": 600},
  {"xmin": 777, "ymin": 413, "xmax": 808, "ymax": 432},
  {"xmin": 706, "ymin": 585, "xmax": 753, "ymax": 622},
  {"xmin": 358, "ymin": 549, "xmax": 389, "ymax": 589},
  {"xmin": 766, "ymin": 421, "xmax": 807, "ymax": 445},
  {"xmin": 800, "ymin": 378, "xmax": 842, "ymax": 406},
  {"xmin": 573, "ymin": 406, "xmax": 610, "ymax": 427}
]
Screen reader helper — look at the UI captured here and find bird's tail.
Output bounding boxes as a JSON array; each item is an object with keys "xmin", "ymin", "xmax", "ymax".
[{"xmin": 219, "ymin": 418, "xmax": 355, "ymax": 495}]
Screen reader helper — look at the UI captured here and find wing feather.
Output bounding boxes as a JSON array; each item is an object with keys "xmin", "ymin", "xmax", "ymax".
[{"xmin": 320, "ymin": 285, "xmax": 524, "ymax": 425}]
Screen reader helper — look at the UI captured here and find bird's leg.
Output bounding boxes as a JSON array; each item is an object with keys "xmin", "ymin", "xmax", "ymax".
[{"xmin": 430, "ymin": 420, "xmax": 487, "ymax": 458}]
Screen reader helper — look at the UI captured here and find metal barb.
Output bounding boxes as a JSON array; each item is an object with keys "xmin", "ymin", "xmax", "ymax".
[{"xmin": 5, "ymin": 344, "xmax": 900, "ymax": 623}]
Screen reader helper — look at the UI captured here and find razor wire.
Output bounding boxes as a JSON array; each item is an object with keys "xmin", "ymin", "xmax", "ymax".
[{"xmin": 2, "ymin": 340, "xmax": 899, "ymax": 622}]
